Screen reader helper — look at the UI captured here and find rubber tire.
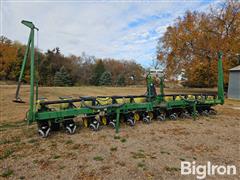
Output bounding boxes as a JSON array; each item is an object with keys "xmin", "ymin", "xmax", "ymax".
[
  {"xmin": 37, "ymin": 121, "xmax": 50, "ymax": 138},
  {"xmin": 143, "ymin": 116, "xmax": 151, "ymax": 124},
  {"xmin": 157, "ymin": 114, "xmax": 166, "ymax": 121},
  {"xmin": 169, "ymin": 113, "xmax": 177, "ymax": 120},
  {"xmin": 201, "ymin": 110, "xmax": 209, "ymax": 116},
  {"xmin": 209, "ymin": 109, "xmax": 217, "ymax": 115},
  {"xmin": 180, "ymin": 111, "xmax": 191, "ymax": 119},
  {"xmin": 109, "ymin": 121, "xmax": 116, "ymax": 129},
  {"xmin": 127, "ymin": 118, "xmax": 135, "ymax": 126},
  {"xmin": 90, "ymin": 121, "xmax": 100, "ymax": 131},
  {"xmin": 64, "ymin": 120, "xmax": 76, "ymax": 134}
]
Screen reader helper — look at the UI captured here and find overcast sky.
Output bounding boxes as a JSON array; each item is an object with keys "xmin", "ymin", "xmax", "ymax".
[{"xmin": 1, "ymin": 0, "xmax": 222, "ymax": 67}]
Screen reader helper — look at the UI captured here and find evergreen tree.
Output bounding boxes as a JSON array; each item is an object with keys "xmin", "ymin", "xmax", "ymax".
[
  {"xmin": 54, "ymin": 66, "xmax": 72, "ymax": 86},
  {"xmin": 116, "ymin": 74, "xmax": 126, "ymax": 86},
  {"xmin": 54, "ymin": 71, "xmax": 63, "ymax": 86},
  {"xmin": 90, "ymin": 60, "xmax": 105, "ymax": 85},
  {"xmin": 99, "ymin": 71, "xmax": 112, "ymax": 86}
]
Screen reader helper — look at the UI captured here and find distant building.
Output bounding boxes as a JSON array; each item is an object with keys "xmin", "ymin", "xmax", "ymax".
[
  {"xmin": 149, "ymin": 69, "xmax": 163, "ymax": 78},
  {"xmin": 228, "ymin": 65, "xmax": 240, "ymax": 99}
]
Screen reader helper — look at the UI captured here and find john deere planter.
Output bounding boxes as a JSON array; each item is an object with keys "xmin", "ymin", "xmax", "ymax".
[{"xmin": 14, "ymin": 20, "xmax": 224, "ymax": 137}]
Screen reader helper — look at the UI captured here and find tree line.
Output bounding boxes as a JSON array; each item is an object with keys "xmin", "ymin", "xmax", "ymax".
[
  {"xmin": 1, "ymin": 0, "xmax": 239, "ymax": 88},
  {"xmin": 157, "ymin": 0, "xmax": 240, "ymax": 87},
  {"xmin": 0, "ymin": 38, "xmax": 144, "ymax": 86}
]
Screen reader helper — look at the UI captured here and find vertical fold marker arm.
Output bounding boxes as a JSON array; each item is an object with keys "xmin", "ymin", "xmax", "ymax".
[
  {"xmin": 217, "ymin": 52, "xmax": 224, "ymax": 105},
  {"xmin": 159, "ymin": 76, "xmax": 164, "ymax": 101},
  {"xmin": 29, "ymin": 22, "xmax": 35, "ymax": 123},
  {"xmin": 13, "ymin": 20, "xmax": 39, "ymax": 124}
]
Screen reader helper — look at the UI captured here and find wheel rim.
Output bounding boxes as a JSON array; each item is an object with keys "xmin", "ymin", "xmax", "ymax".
[
  {"xmin": 90, "ymin": 121, "xmax": 99, "ymax": 131},
  {"xmin": 158, "ymin": 114, "xmax": 165, "ymax": 121},
  {"xmin": 96, "ymin": 121, "xmax": 100, "ymax": 130},
  {"xmin": 170, "ymin": 113, "xmax": 177, "ymax": 120},
  {"xmin": 90, "ymin": 123, "xmax": 96, "ymax": 131},
  {"xmin": 209, "ymin": 109, "xmax": 217, "ymax": 115},
  {"xmin": 72, "ymin": 125, "xmax": 76, "ymax": 134},
  {"xmin": 38, "ymin": 129, "xmax": 45, "ymax": 137},
  {"xmin": 202, "ymin": 110, "xmax": 209, "ymax": 116},
  {"xmin": 127, "ymin": 118, "xmax": 135, "ymax": 126},
  {"xmin": 66, "ymin": 125, "xmax": 76, "ymax": 134},
  {"xmin": 109, "ymin": 121, "xmax": 115, "ymax": 128},
  {"xmin": 143, "ymin": 117, "xmax": 150, "ymax": 123},
  {"xmin": 38, "ymin": 127, "xmax": 50, "ymax": 138},
  {"xmin": 38, "ymin": 121, "xmax": 50, "ymax": 138},
  {"xmin": 181, "ymin": 111, "xmax": 189, "ymax": 118}
]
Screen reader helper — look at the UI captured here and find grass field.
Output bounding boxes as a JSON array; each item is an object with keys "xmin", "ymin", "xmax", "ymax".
[{"xmin": 0, "ymin": 85, "xmax": 239, "ymax": 179}]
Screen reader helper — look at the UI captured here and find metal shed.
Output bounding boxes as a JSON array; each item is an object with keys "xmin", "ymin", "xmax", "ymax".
[{"xmin": 227, "ymin": 65, "xmax": 240, "ymax": 99}]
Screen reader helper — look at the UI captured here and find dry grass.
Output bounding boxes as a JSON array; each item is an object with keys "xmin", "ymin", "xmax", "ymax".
[{"xmin": 0, "ymin": 85, "xmax": 240, "ymax": 179}]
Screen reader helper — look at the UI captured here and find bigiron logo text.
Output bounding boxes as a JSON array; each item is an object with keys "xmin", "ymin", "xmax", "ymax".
[{"xmin": 181, "ymin": 161, "xmax": 237, "ymax": 179}]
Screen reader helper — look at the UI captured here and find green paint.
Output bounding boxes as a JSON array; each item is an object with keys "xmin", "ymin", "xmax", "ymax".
[
  {"xmin": 29, "ymin": 28, "xmax": 35, "ymax": 123},
  {"xmin": 217, "ymin": 52, "xmax": 224, "ymax": 104},
  {"xmin": 17, "ymin": 20, "xmax": 39, "ymax": 124},
  {"xmin": 160, "ymin": 77, "xmax": 164, "ymax": 101},
  {"xmin": 115, "ymin": 109, "xmax": 120, "ymax": 133}
]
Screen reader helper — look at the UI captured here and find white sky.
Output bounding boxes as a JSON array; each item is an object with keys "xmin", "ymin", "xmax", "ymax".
[{"xmin": 1, "ymin": 0, "xmax": 222, "ymax": 67}]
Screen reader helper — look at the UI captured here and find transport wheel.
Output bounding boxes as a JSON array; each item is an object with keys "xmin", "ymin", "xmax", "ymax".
[
  {"xmin": 50, "ymin": 121, "xmax": 60, "ymax": 131},
  {"xmin": 126, "ymin": 118, "xmax": 135, "ymax": 126},
  {"xmin": 209, "ymin": 108, "xmax": 217, "ymax": 115},
  {"xmin": 142, "ymin": 112, "xmax": 152, "ymax": 124},
  {"xmin": 38, "ymin": 121, "xmax": 50, "ymax": 138},
  {"xmin": 89, "ymin": 120, "xmax": 100, "ymax": 131},
  {"xmin": 133, "ymin": 112, "xmax": 140, "ymax": 121},
  {"xmin": 179, "ymin": 111, "xmax": 191, "ymax": 119},
  {"xmin": 157, "ymin": 113, "xmax": 166, "ymax": 121},
  {"xmin": 169, "ymin": 113, "xmax": 178, "ymax": 120},
  {"xmin": 64, "ymin": 119, "xmax": 76, "ymax": 134},
  {"xmin": 201, "ymin": 110, "xmax": 209, "ymax": 116},
  {"xmin": 143, "ymin": 116, "xmax": 151, "ymax": 124},
  {"xmin": 109, "ymin": 119, "xmax": 116, "ymax": 129}
]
